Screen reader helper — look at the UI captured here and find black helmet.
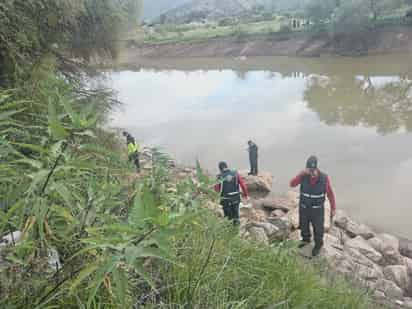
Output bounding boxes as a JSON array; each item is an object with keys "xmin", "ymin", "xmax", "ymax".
[
  {"xmin": 218, "ymin": 161, "xmax": 228, "ymax": 171},
  {"xmin": 306, "ymin": 155, "xmax": 318, "ymax": 169}
]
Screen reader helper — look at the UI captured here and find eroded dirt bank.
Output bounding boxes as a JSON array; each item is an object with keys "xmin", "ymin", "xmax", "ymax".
[{"xmin": 118, "ymin": 26, "xmax": 412, "ymax": 63}]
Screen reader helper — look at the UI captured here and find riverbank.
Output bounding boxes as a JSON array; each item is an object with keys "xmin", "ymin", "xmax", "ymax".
[
  {"xmin": 178, "ymin": 165, "xmax": 412, "ymax": 308},
  {"xmin": 119, "ymin": 25, "xmax": 412, "ymax": 61}
]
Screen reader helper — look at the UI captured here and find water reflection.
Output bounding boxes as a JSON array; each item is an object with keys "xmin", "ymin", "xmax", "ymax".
[
  {"xmin": 304, "ymin": 74, "xmax": 412, "ymax": 134},
  {"xmin": 107, "ymin": 65, "xmax": 412, "ymax": 238}
]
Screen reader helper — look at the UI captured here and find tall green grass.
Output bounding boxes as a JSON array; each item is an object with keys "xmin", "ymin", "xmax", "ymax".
[{"xmin": 149, "ymin": 211, "xmax": 376, "ymax": 309}]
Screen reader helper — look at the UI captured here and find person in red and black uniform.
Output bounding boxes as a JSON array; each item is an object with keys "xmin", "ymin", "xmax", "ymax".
[
  {"xmin": 214, "ymin": 162, "xmax": 249, "ymax": 225},
  {"xmin": 290, "ymin": 155, "xmax": 336, "ymax": 257}
]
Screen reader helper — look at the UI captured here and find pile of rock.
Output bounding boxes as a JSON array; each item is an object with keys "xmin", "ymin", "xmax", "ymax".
[{"xmin": 236, "ymin": 171, "xmax": 412, "ymax": 308}]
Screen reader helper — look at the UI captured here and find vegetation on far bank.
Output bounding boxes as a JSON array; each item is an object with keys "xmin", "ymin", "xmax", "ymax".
[
  {"xmin": 135, "ymin": 0, "xmax": 412, "ymax": 45},
  {"xmin": 0, "ymin": 1, "xmax": 381, "ymax": 308}
]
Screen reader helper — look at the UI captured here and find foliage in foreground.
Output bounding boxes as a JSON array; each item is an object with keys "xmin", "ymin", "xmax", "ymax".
[
  {"xmin": 148, "ymin": 212, "xmax": 375, "ymax": 309},
  {"xmin": 0, "ymin": 75, "xmax": 213, "ymax": 308}
]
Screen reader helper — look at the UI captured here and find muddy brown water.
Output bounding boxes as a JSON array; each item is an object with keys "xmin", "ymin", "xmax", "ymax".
[{"xmin": 104, "ymin": 55, "xmax": 412, "ymax": 239}]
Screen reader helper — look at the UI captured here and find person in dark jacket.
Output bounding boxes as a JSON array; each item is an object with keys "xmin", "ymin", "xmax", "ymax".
[
  {"xmin": 247, "ymin": 140, "xmax": 258, "ymax": 176},
  {"xmin": 214, "ymin": 162, "xmax": 249, "ymax": 225},
  {"xmin": 123, "ymin": 131, "xmax": 140, "ymax": 172},
  {"xmin": 290, "ymin": 155, "xmax": 336, "ymax": 257}
]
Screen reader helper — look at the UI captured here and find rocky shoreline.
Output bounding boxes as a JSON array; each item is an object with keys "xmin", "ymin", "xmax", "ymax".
[{"xmin": 225, "ymin": 171, "xmax": 412, "ymax": 309}]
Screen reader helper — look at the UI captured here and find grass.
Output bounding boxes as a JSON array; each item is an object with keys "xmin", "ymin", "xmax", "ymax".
[{"xmin": 146, "ymin": 210, "xmax": 378, "ymax": 309}]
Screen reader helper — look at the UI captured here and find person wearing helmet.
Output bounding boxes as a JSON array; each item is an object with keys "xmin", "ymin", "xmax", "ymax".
[
  {"xmin": 247, "ymin": 140, "xmax": 258, "ymax": 176},
  {"xmin": 290, "ymin": 156, "xmax": 336, "ymax": 257},
  {"xmin": 214, "ymin": 162, "xmax": 249, "ymax": 225},
  {"xmin": 123, "ymin": 131, "xmax": 140, "ymax": 172}
]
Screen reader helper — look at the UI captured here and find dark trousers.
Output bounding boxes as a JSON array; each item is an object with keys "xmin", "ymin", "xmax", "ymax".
[
  {"xmin": 221, "ymin": 200, "xmax": 240, "ymax": 225},
  {"xmin": 299, "ymin": 206, "xmax": 324, "ymax": 248},
  {"xmin": 130, "ymin": 152, "xmax": 140, "ymax": 171},
  {"xmin": 249, "ymin": 155, "xmax": 258, "ymax": 175}
]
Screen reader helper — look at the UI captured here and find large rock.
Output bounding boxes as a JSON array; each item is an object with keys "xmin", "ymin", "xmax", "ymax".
[
  {"xmin": 335, "ymin": 210, "xmax": 374, "ymax": 239},
  {"xmin": 248, "ymin": 226, "xmax": 269, "ymax": 244},
  {"xmin": 327, "ymin": 225, "xmax": 350, "ymax": 245},
  {"xmin": 369, "ymin": 234, "xmax": 403, "ymax": 266},
  {"xmin": 287, "ymin": 207, "xmax": 300, "ymax": 229},
  {"xmin": 246, "ymin": 221, "xmax": 280, "ymax": 241},
  {"xmin": 254, "ymin": 196, "xmax": 297, "ymax": 212},
  {"xmin": 383, "ymin": 265, "xmax": 410, "ymax": 291},
  {"xmin": 323, "ymin": 234, "xmax": 345, "ymax": 260},
  {"xmin": 345, "ymin": 236, "xmax": 383, "ymax": 264},
  {"xmin": 239, "ymin": 205, "xmax": 267, "ymax": 222},
  {"xmin": 266, "ymin": 217, "xmax": 291, "ymax": 240},
  {"xmin": 333, "ymin": 247, "xmax": 383, "ymax": 281},
  {"xmin": 256, "ymin": 191, "xmax": 299, "ymax": 212},
  {"xmin": 270, "ymin": 209, "xmax": 286, "ymax": 217},
  {"xmin": 375, "ymin": 279, "xmax": 404, "ymax": 299},
  {"xmin": 239, "ymin": 171, "xmax": 273, "ymax": 193},
  {"xmin": 400, "ymin": 238, "xmax": 412, "ymax": 259}
]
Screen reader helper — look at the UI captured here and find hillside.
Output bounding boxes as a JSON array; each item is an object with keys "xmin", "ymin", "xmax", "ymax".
[{"xmin": 154, "ymin": 0, "xmax": 304, "ymax": 24}]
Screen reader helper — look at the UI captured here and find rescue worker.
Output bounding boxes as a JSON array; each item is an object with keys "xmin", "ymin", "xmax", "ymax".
[
  {"xmin": 214, "ymin": 162, "xmax": 249, "ymax": 225},
  {"xmin": 290, "ymin": 155, "xmax": 336, "ymax": 257},
  {"xmin": 123, "ymin": 131, "xmax": 140, "ymax": 172},
  {"xmin": 247, "ymin": 140, "xmax": 258, "ymax": 176}
]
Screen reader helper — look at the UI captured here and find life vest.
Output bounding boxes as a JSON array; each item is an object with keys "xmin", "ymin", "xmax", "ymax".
[
  {"xmin": 127, "ymin": 142, "xmax": 139, "ymax": 155},
  {"xmin": 299, "ymin": 172, "xmax": 327, "ymax": 209},
  {"xmin": 218, "ymin": 170, "xmax": 241, "ymax": 202}
]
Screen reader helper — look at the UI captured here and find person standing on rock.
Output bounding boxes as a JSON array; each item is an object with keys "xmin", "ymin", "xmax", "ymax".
[
  {"xmin": 290, "ymin": 155, "xmax": 336, "ymax": 257},
  {"xmin": 215, "ymin": 162, "xmax": 249, "ymax": 225},
  {"xmin": 247, "ymin": 140, "xmax": 258, "ymax": 176},
  {"xmin": 123, "ymin": 131, "xmax": 140, "ymax": 172}
]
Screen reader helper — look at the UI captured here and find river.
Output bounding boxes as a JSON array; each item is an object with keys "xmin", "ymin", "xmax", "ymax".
[{"xmin": 105, "ymin": 55, "xmax": 412, "ymax": 239}]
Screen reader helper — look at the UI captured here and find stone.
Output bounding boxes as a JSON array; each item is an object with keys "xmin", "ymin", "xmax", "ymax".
[
  {"xmin": 335, "ymin": 210, "xmax": 374, "ymax": 239},
  {"xmin": 266, "ymin": 217, "xmax": 291, "ymax": 240},
  {"xmin": 369, "ymin": 234, "xmax": 403, "ymax": 266},
  {"xmin": 285, "ymin": 190, "xmax": 300, "ymax": 204},
  {"xmin": 342, "ymin": 247, "xmax": 384, "ymax": 281},
  {"xmin": 256, "ymin": 195, "xmax": 298, "ymax": 212},
  {"xmin": 345, "ymin": 236, "xmax": 383, "ymax": 264},
  {"xmin": 47, "ymin": 248, "xmax": 62, "ymax": 271},
  {"xmin": 287, "ymin": 207, "xmax": 300, "ymax": 229},
  {"xmin": 271, "ymin": 209, "xmax": 286, "ymax": 217},
  {"xmin": 289, "ymin": 229, "xmax": 301, "ymax": 241},
  {"xmin": 240, "ymin": 206, "xmax": 267, "ymax": 222},
  {"xmin": 239, "ymin": 171, "xmax": 273, "ymax": 193},
  {"xmin": 248, "ymin": 227, "xmax": 269, "ymax": 244},
  {"xmin": 396, "ymin": 300, "xmax": 405, "ymax": 306},
  {"xmin": 404, "ymin": 257, "xmax": 412, "ymax": 275},
  {"xmin": 383, "ymin": 265, "xmax": 410, "ymax": 290},
  {"xmin": 375, "ymin": 279, "xmax": 404, "ymax": 299},
  {"xmin": 246, "ymin": 222, "xmax": 278, "ymax": 238},
  {"xmin": 379, "ymin": 233, "xmax": 400, "ymax": 252},
  {"xmin": 323, "ymin": 234, "xmax": 345, "ymax": 260},
  {"xmin": 403, "ymin": 297, "xmax": 412, "ymax": 308},
  {"xmin": 0, "ymin": 231, "xmax": 22, "ymax": 247},
  {"xmin": 327, "ymin": 225, "xmax": 350, "ymax": 245},
  {"xmin": 400, "ymin": 238, "xmax": 412, "ymax": 259},
  {"xmin": 373, "ymin": 290, "xmax": 386, "ymax": 299}
]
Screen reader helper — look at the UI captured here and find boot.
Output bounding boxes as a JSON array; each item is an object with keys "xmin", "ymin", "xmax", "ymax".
[
  {"xmin": 312, "ymin": 245, "xmax": 322, "ymax": 257},
  {"xmin": 298, "ymin": 240, "xmax": 310, "ymax": 249}
]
